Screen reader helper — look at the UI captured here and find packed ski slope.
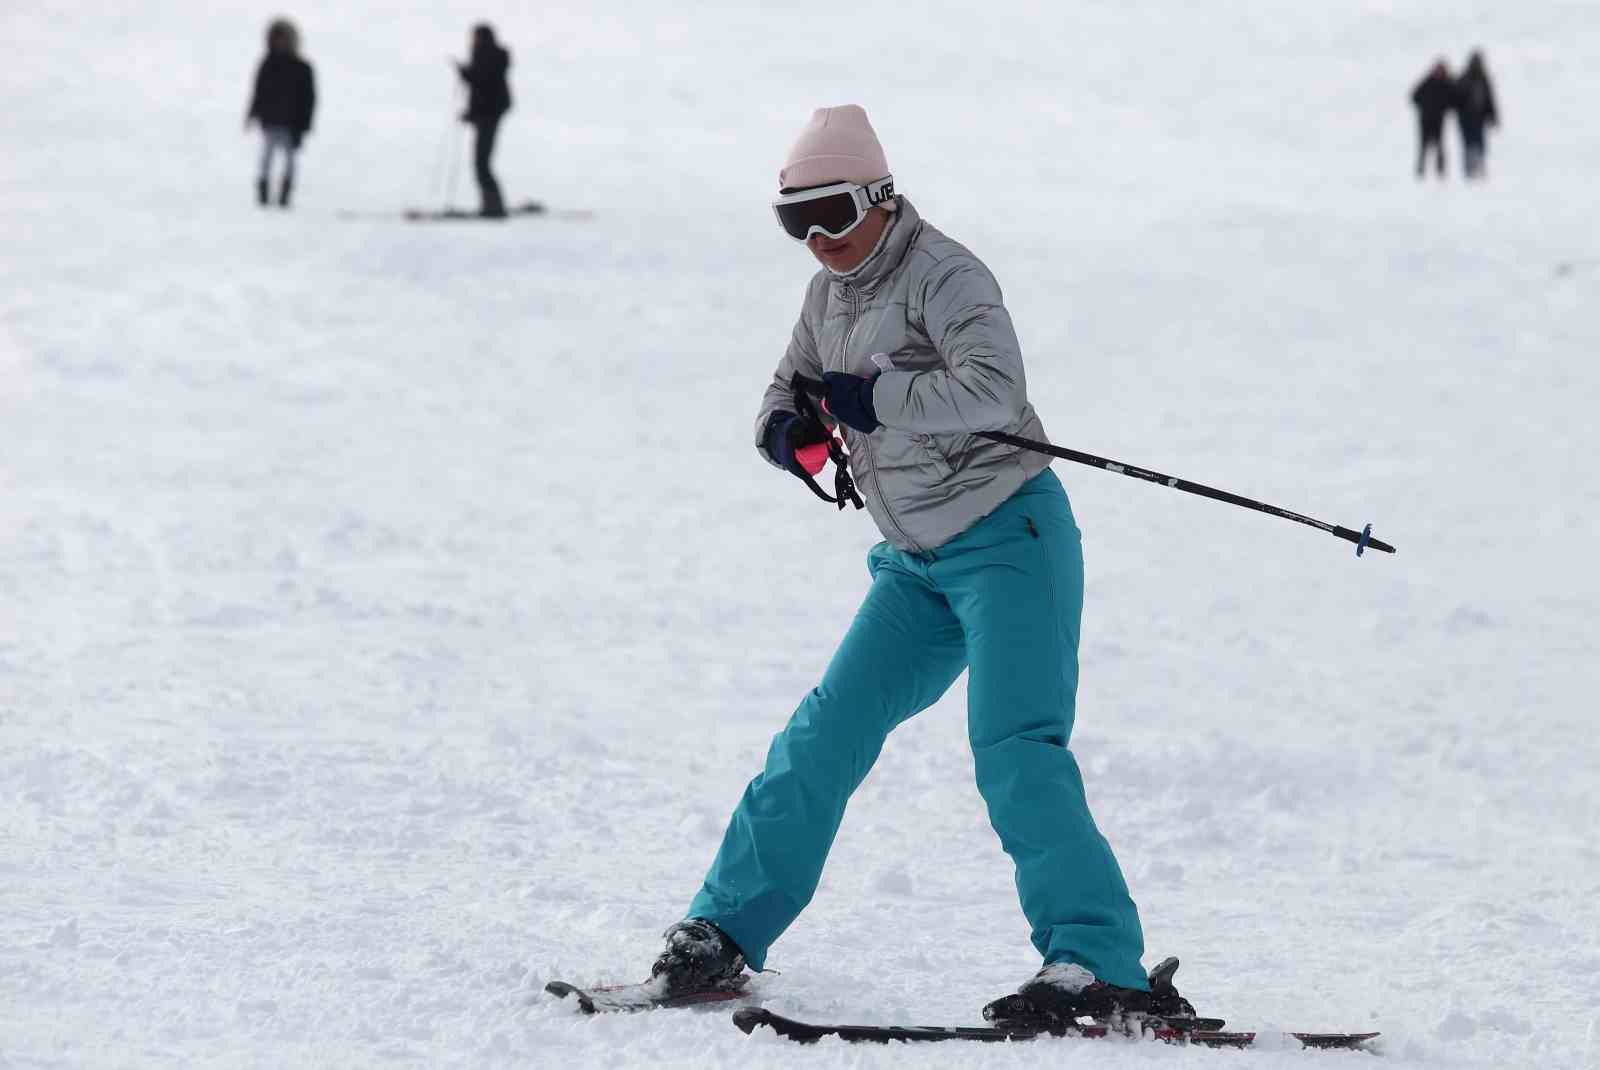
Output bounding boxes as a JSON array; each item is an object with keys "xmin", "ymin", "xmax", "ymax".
[{"xmin": 3, "ymin": 1, "xmax": 1598, "ymax": 1067}]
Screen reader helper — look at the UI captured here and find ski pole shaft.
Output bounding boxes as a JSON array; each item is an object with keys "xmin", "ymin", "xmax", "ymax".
[
  {"xmin": 443, "ymin": 79, "xmax": 466, "ymax": 206},
  {"xmin": 976, "ymin": 430, "xmax": 1395, "ymax": 555},
  {"xmin": 787, "ymin": 374, "xmax": 1393, "ymax": 556},
  {"xmin": 446, "ymin": 124, "xmax": 465, "ymax": 206}
]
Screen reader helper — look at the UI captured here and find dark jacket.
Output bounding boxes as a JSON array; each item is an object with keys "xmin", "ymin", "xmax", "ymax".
[
  {"xmin": 249, "ymin": 53, "xmax": 316, "ymax": 135},
  {"xmin": 1410, "ymin": 71, "xmax": 1455, "ymax": 129},
  {"xmin": 1456, "ymin": 68, "xmax": 1498, "ymax": 132},
  {"xmin": 458, "ymin": 43, "xmax": 512, "ymax": 122}
]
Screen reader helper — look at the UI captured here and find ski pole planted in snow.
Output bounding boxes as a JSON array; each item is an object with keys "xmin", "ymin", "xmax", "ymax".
[{"xmin": 791, "ymin": 375, "xmax": 1395, "ymax": 557}]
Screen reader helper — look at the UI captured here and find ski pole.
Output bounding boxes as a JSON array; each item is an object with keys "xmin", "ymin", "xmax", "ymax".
[
  {"xmin": 975, "ymin": 429, "xmax": 1394, "ymax": 556},
  {"xmin": 438, "ymin": 75, "xmax": 466, "ymax": 207},
  {"xmin": 445, "ymin": 124, "xmax": 464, "ymax": 207},
  {"xmin": 430, "ymin": 114, "xmax": 455, "ymax": 199},
  {"xmin": 790, "ymin": 375, "xmax": 1395, "ymax": 557}
]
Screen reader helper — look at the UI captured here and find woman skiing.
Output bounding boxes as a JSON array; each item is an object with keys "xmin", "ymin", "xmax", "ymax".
[
  {"xmin": 244, "ymin": 18, "xmax": 315, "ymax": 208},
  {"xmin": 647, "ymin": 105, "xmax": 1189, "ymax": 1024}
]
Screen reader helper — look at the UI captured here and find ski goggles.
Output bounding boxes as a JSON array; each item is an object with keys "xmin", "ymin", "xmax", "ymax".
[{"xmin": 771, "ymin": 175, "xmax": 896, "ymax": 242}]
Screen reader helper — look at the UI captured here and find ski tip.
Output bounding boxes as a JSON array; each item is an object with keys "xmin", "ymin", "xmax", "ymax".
[
  {"xmin": 732, "ymin": 1007, "xmax": 771, "ymax": 1035},
  {"xmin": 1290, "ymin": 1030, "xmax": 1382, "ymax": 1050},
  {"xmin": 543, "ymin": 980, "xmax": 598, "ymax": 1014}
]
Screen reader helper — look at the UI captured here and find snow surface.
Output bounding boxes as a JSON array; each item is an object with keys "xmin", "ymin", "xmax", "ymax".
[{"xmin": 3, "ymin": 1, "xmax": 1599, "ymax": 1067}]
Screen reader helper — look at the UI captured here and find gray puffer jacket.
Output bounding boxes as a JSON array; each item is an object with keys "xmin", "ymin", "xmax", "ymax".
[{"xmin": 756, "ymin": 197, "xmax": 1050, "ymax": 553}]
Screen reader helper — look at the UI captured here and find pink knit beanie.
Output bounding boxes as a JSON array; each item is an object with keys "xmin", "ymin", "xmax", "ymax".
[{"xmin": 779, "ymin": 105, "xmax": 890, "ymax": 190}]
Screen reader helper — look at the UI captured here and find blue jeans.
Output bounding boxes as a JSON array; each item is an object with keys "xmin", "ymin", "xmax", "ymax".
[
  {"xmin": 688, "ymin": 468, "xmax": 1147, "ymax": 989},
  {"xmin": 258, "ymin": 125, "xmax": 297, "ymax": 184}
]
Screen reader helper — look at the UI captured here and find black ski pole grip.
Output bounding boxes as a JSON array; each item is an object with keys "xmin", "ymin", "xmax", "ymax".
[{"xmin": 791, "ymin": 373, "xmax": 827, "ymax": 400}]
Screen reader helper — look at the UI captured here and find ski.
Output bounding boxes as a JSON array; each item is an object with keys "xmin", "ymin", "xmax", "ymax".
[
  {"xmin": 337, "ymin": 201, "xmax": 593, "ymax": 223},
  {"xmin": 545, "ymin": 973, "xmax": 749, "ymax": 1014},
  {"xmin": 732, "ymin": 1007, "xmax": 1379, "ymax": 1051}
]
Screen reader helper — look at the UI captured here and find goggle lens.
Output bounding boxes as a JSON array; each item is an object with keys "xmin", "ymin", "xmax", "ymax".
[{"xmin": 774, "ymin": 191, "xmax": 862, "ymax": 241}]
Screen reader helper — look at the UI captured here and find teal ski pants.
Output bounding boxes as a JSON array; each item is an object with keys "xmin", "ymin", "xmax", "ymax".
[{"xmin": 687, "ymin": 469, "xmax": 1147, "ymax": 989}]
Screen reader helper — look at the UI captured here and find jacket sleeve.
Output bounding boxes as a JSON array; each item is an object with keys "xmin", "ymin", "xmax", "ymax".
[
  {"xmin": 872, "ymin": 256, "xmax": 1026, "ymax": 434},
  {"xmin": 754, "ymin": 276, "xmax": 827, "ymax": 466},
  {"xmin": 297, "ymin": 63, "xmax": 316, "ymax": 134},
  {"xmin": 247, "ymin": 61, "xmax": 266, "ymax": 120}
]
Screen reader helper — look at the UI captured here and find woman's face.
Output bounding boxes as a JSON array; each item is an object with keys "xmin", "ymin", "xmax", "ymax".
[{"xmin": 806, "ymin": 207, "xmax": 890, "ymax": 274}]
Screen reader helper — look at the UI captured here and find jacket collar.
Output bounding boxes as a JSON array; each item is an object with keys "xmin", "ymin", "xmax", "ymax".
[{"xmin": 830, "ymin": 196, "xmax": 921, "ymax": 293}]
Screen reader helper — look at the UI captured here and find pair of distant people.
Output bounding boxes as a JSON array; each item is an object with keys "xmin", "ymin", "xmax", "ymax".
[
  {"xmin": 1411, "ymin": 52, "xmax": 1498, "ymax": 180},
  {"xmin": 243, "ymin": 19, "xmax": 512, "ymax": 215}
]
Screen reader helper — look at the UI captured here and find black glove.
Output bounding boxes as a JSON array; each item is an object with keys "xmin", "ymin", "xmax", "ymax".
[
  {"xmin": 764, "ymin": 411, "xmax": 831, "ymax": 479},
  {"xmin": 777, "ymin": 374, "xmax": 867, "ymax": 511},
  {"xmin": 820, "ymin": 372, "xmax": 880, "ymax": 433}
]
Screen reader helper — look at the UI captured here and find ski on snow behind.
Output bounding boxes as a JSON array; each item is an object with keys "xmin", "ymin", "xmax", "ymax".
[
  {"xmin": 545, "ymin": 973, "xmax": 749, "ymax": 1014},
  {"xmin": 732, "ymin": 1007, "xmax": 1380, "ymax": 1051},
  {"xmin": 337, "ymin": 201, "xmax": 594, "ymax": 223},
  {"xmin": 402, "ymin": 201, "xmax": 594, "ymax": 222}
]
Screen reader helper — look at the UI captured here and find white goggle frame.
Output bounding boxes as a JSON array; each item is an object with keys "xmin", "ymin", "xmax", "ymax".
[{"xmin": 771, "ymin": 175, "xmax": 896, "ymax": 242}]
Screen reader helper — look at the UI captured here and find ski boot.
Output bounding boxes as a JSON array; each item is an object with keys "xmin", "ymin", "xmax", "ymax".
[
  {"xmin": 278, "ymin": 176, "xmax": 293, "ymax": 209},
  {"xmin": 983, "ymin": 956, "xmax": 1198, "ymax": 1027},
  {"xmin": 256, "ymin": 177, "xmax": 269, "ymax": 206},
  {"xmin": 649, "ymin": 918, "xmax": 747, "ymax": 996}
]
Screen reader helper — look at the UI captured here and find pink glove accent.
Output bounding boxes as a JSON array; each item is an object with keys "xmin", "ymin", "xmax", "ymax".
[{"xmin": 795, "ymin": 440, "xmax": 831, "ymax": 476}]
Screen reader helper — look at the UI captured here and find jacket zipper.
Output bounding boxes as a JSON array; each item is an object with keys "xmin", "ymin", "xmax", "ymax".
[{"xmin": 841, "ymin": 284, "xmax": 861, "ymax": 363}]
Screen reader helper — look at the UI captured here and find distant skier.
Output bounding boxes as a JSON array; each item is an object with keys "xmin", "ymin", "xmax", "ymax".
[
  {"xmin": 1410, "ymin": 59, "xmax": 1455, "ymax": 179},
  {"xmin": 455, "ymin": 24, "xmax": 512, "ymax": 218},
  {"xmin": 244, "ymin": 18, "xmax": 315, "ymax": 208},
  {"xmin": 1455, "ymin": 51, "xmax": 1499, "ymax": 180},
  {"xmin": 645, "ymin": 105, "xmax": 1193, "ymax": 1026}
]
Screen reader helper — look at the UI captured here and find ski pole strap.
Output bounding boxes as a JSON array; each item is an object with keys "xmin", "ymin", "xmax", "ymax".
[
  {"xmin": 828, "ymin": 440, "xmax": 865, "ymax": 511},
  {"xmin": 789, "ymin": 374, "xmax": 864, "ymax": 511},
  {"xmin": 795, "ymin": 467, "xmax": 839, "ymax": 505},
  {"xmin": 791, "ymin": 454, "xmax": 863, "ymax": 511},
  {"xmin": 977, "ymin": 430, "xmax": 1395, "ymax": 556}
]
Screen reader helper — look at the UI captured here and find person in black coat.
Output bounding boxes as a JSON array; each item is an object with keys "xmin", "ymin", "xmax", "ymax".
[
  {"xmin": 245, "ymin": 18, "xmax": 316, "ymax": 208},
  {"xmin": 456, "ymin": 24, "xmax": 513, "ymax": 218},
  {"xmin": 1455, "ymin": 51, "xmax": 1499, "ymax": 180},
  {"xmin": 1410, "ymin": 59, "xmax": 1455, "ymax": 179}
]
